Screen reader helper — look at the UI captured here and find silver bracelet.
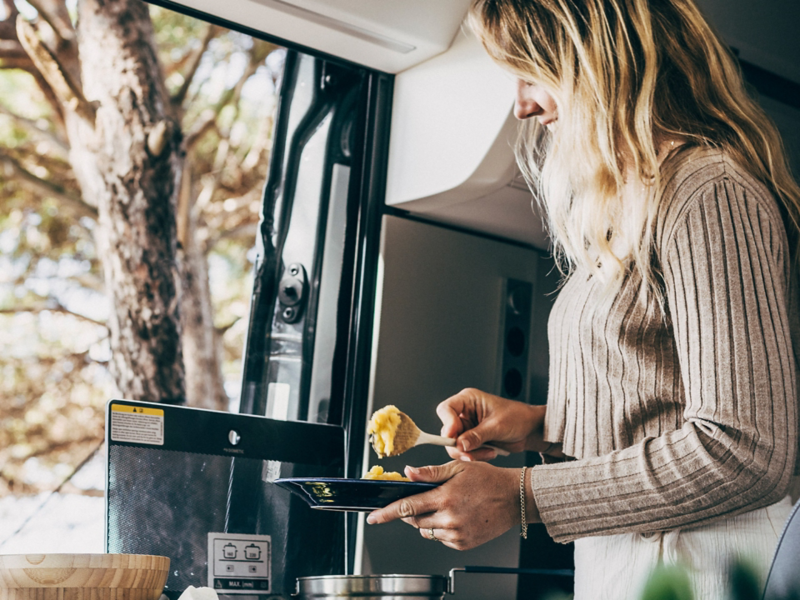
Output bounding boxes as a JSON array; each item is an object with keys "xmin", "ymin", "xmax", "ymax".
[{"xmin": 519, "ymin": 466, "xmax": 528, "ymax": 539}]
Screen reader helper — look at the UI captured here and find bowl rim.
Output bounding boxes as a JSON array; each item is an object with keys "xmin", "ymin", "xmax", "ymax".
[{"xmin": 0, "ymin": 553, "xmax": 169, "ymax": 564}]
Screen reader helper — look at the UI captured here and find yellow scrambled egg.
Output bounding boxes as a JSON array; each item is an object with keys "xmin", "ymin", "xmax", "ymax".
[
  {"xmin": 363, "ymin": 465, "xmax": 410, "ymax": 481},
  {"xmin": 367, "ymin": 404, "xmax": 401, "ymax": 458}
]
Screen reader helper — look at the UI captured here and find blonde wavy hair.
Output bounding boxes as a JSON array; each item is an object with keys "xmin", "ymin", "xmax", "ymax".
[{"xmin": 469, "ymin": 0, "xmax": 800, "ymax": 297}]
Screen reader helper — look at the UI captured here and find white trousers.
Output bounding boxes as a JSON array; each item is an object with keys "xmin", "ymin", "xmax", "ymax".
[{"xmin": 573, "ymin": 497, "xmax": 793, "ymax": 600}]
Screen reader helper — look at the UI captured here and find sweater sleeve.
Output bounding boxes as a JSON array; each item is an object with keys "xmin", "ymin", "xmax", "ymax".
[{"xmin": 531, "ymin": 171, "xmax": 798, "ymax": 543}]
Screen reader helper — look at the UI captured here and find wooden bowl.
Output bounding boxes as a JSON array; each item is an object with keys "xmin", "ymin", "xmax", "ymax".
[{"xmin": 0, "ymin": 554, "xmax": 170, "ymax": 600}]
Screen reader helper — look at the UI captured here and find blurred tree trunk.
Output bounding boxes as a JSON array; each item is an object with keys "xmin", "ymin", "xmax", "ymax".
[
  {"xmin": 71, "ymin": 0, "xmax": 186, "ymax": 403},
  {"xmin": 9, "ymin": 0, "xmax": 194, "ymax": 403},
  {"xmin": 178, "ymin": 160, "xmax": 229, "ymax": 410}
]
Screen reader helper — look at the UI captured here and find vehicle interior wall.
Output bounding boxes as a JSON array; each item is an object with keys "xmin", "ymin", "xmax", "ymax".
[
  {"xmin": 761, "ymin": 97, "xmax": 800, "ymax": 178},
  {"xmin": 697, "ymin": 0, "xmax": 799, "ymax": 84}
]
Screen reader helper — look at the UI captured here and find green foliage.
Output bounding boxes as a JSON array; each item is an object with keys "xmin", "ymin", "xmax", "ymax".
[
  {"xmin": 727, "ymin": 559, "xmax": 763, "ymax": 600},
  {"xmin": 151, "ymin": 5, "xmax": 209, "ymax": 60},
  {"xmin": 0, "ymin": 324, "xmax": 113, "ymax": 495},
  {"xmin": 541, "ymin": 592, "xmax": 573, "ymax": 600},
  {"xmin": 641, "ymin": 565, "xmax": 695, "ymax": 600},
  {"xmin": 0, "ymin": 70, "xmax": 51, "ymax": 120},
  {"xmin": 637, "ymin": 557, "xmax": 767, "ymax": 600}
]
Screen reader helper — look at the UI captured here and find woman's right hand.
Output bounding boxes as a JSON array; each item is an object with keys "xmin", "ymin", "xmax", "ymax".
[{"xmin": 436, "ymin": 388, "xmax": 549, "ymax": 461}]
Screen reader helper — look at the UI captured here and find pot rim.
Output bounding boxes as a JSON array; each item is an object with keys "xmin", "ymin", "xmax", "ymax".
[
  {"xmin": 294, "ymin": 573, "xmax": 449, "ymax": 596},
  {"xmin": 297, "ymin": 575, "xmax": 447, "ymax": 580}
]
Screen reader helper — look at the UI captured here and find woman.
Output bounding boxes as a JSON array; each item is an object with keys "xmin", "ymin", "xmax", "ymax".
[{"xmin": 366, "ymin": 0, "xmax": 800, "ymax": 598}]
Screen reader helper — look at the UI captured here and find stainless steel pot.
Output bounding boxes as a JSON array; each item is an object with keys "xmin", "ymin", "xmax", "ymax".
[
  {"xmin": 294, "ymin": 567, "xmax": 574, "ymax": 599},
  {"xmin": 295, "ymin": 574, "xmax": 447, "ymax": 599}
]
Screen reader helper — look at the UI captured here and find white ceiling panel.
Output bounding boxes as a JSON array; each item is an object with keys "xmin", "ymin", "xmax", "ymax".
[
  {"xmin": 159, "ymin": 0, "xmax": 472, "ymax": 73},
  {"xmin": 161, "ymin": 0, "xmax": 798, "ymax": 80}
]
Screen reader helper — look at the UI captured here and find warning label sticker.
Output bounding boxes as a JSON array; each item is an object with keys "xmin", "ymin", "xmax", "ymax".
[{"xmin": 110, "ymin": 404, "xmax": 165, "ymax": 445}]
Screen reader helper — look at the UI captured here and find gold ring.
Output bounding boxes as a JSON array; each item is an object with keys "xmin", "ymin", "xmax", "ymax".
[{"xmin": 429, "ymin": 528, "xmax": 439, "ymax": 542}]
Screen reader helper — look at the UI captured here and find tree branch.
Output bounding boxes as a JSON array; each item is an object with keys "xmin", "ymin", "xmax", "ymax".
[
  {"xmin": 176, "ymin": 152, "xmax": 193, "ymax": 248},
  {"xmin": 216, "ymin": 316, "xmax": 241, "ymax": 336},
  {"xmin": 29, "ymin": 66, "xmax": 66, "ymax": 131},
  {"xmin": 0, "ymin": 55, "xmax": 33, "ymax": 68},
  {"xmin": 194, "ymin": 170, "xmax": 222, "ymax": 218},
  {"xmin": 0, "ymin": 302, "xmax": 107, "ymax": 327},
  {"xmin": 204, "ymin": 221, "xmax": 258, "ymax": 254},
  {"xmin": 24, "ymin": 0, "xmax": 80, "ymax": 93},
  {"xmin": 241, "ymin": 109, "xmax": 274, "ymax": 176},
  {"xmin": 57, "ymin": 485, "xmax": 104, "ymax": 497},
  {"xmin": 67, "ymin": 273, "xmax": 105, "ymax": 294},
  {"xmin": 25, "ymin": 0, "xmax": 75, "ymax": 47},
  {"xmin": 0, "ymin": 102, "xmax": 69, "ymax": 157},
  {"xmin": 183, "ymin": 108, "xmax": 217, "ymax": 151},
  {"xmin": 15, "ymin": 16, "xmax": 94, "ymax": 124},
  {"xmin": 164, "ymin": 48, "xmax": 193, "ymax": 78},
  {"xmin": 1, "ymin": 349, "xmax": 107, "ymax": 369},
  {"xmin": 0, "ymin": 149, "xmax": 97, "ymax": 219},
  {"xmin": 172, "ymin": 23, "xmax": 220, "ymax": 108},
  {"xmin": 0, "ymin": 60, "xmax": 67, "ymax": 130},
  {"xmin": 23, "ymin": 436, "xmax": 106, "ymax": 464},
  {"xmin": 214, "ymin": 52, "xmax": 262, "ymax": 115}
]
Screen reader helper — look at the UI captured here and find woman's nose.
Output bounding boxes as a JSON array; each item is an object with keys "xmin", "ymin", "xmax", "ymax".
[
  {"xmin": 514, "ymin": 80, "xmax": 543, "ymax": 120},
  {"xmin": 514, "ymin": 99, "xmax": 541, "ymax": 120}
]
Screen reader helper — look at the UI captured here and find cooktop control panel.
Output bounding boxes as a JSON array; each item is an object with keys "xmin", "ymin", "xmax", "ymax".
[{"xmin": 208, "ymin": 532, "xmax": 272, "ymax": 594}]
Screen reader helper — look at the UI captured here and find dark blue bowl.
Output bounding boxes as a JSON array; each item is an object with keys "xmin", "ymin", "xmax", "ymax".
[{"xmin": 273, "ymin": 477, "xmax": 439, "ymax": 512}]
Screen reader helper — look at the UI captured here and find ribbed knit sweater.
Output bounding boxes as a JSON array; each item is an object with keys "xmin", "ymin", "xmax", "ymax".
[{"xmin": 532, "ymin": 147, "xmax": 800, "ymax": 544}]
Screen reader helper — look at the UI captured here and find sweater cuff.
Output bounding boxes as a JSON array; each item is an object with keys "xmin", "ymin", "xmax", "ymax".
[{"xmin": 531, "ymin": 463, "xmax": 583, "ymax": 544}]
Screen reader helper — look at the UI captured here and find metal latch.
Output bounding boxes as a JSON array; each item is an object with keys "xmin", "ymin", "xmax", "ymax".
[{"xmin": 278, "ymin": 263, "xmax": 307, "ymax": 323}]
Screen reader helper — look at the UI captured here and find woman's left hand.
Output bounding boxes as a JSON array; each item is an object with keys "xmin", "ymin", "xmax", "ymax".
[{"xmin": 366, "ymin": 461, "xmax": 535, "ymax": 550}]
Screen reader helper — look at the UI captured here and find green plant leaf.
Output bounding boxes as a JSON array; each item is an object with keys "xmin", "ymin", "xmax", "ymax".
[
  {"xmin": 641, "ymin": 564, "xmax": 694, "ymax": 600},
  {"xmin": 728, "ymin": 558, "xmax": 762, "ymax": 600}
]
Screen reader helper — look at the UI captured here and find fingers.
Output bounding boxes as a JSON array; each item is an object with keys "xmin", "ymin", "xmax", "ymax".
[
  {"xmin": 436, "ymin": 394, "xmax": 470, "ymax": 439},
  {"xmin": 367, "ymin": 490, "xmax": 436, "ymax": 525},
  {"xmin": 401, "ymin": 513, "xmax": 442, "ymax": 530},
  {"xmin": 369, "ymin": 461, "xmax": 515, "ymax": 552},
  {"xmin": 402, "ymin": 516, "xmax": 453, "ymax": 547},
  {"xmin": 437, "ymin": 389, "xmax": 504, "ymax": 455},
  {"xmin": 404, "ymin": 461, "xmax": 464, "ymax": 483},
  {"xmin": 401, "ymin": 515, "xmax": 422, "ymax": 528},
  {"xmin": 367, "ymin": 462, "xmax": 464, "ymax": 525},
  {"xmin": 417, "ymin": 524, "xmax": 455, "ymax": 548},
  {"xmin": 451, "ymin": 446, "xmax": 499, "ymax": 462},
  {"xmin": 457, "ymin": 426, "xmax": 489, "ymax": 453}
]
